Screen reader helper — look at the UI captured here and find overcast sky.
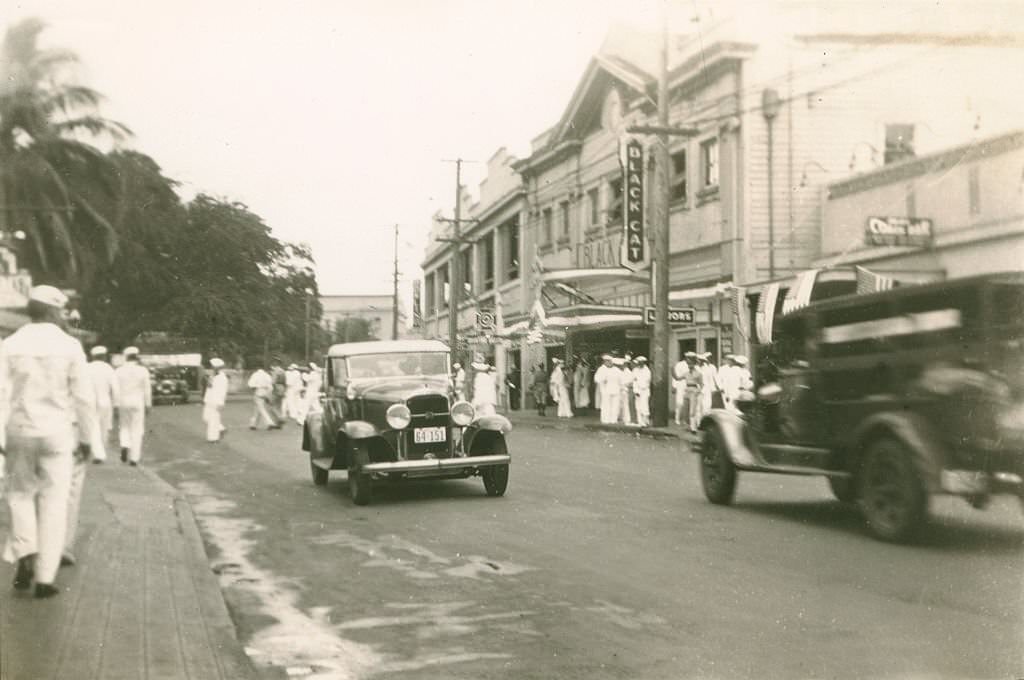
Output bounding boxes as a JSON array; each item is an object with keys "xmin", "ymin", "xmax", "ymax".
[{"xmin": 6, "ymin": 0, "xmax": 1017, "ymax": 303}]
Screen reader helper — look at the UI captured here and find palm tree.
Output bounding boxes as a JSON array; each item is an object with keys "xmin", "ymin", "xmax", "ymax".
[{"xmin": 0, "ymin": 17, "xmax": 131, "ymax": 286}]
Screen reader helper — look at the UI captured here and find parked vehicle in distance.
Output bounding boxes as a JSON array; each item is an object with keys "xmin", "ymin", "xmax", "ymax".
[
  {"xmin": 150, "ymin": 366, "xmax": 190, "ymax": 405},
  {"xmin": 698, "ymin": 272, "xmax": 1024, "ymax": 542},
  {"xmin": 301, "ymin": 339, "xmax": 512, "ymax": 505}
]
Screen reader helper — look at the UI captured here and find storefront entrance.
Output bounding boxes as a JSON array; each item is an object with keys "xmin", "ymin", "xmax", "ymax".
[{"xmin": 676, "ymin": 326, "xmax": 722, "ymax": 365}]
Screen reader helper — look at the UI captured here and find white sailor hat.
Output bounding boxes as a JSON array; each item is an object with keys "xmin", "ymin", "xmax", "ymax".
[
  {"xmin": 612, "ymin": 357, "xmax": 626, "ymax": 366},
  {"xmin": 309, "ymin": 362, "xmax": 321, "ymax": 371},
  {"xmin": 634, "ymin": 356, "xmax": 647, "ymax": 362},
  {"xmin": 452, "ymin": 362, "xmax": 461, "ymax": 369},
  {"xmin": 684, "ymin": 351, "xmax": 698, "ymax": 358},
  {"xmin": 123, "ymin": 346, "xmax": 140, "ymax": 357},
  {"xmin": 732, "ymin": 355, "xmax": 749, "ymax": 366},
  {"xmin": 210, "ymin": 357, "xmax": 225, "ymax": 368},
  {"xmin": 90, "ymin": 345, "xmax": 108, "ymax": 356},
  {"xmin": 601, "ymin": 353, "xmax": 613, "ymax": 360},
  {"xmin": 471, "ymin": 361, "xmax": 489, "ymax": 371},
  {"xmin": 28, "ymin": 285, "xmax": 68, "ymax": 309},
  {"xmin": 552, "ymin": 358, "xmax": 562, "ymax": 364}
]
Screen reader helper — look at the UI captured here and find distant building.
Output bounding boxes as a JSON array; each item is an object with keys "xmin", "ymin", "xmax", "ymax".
[{"xmin": 320, "ymin": 294, "xmax": 406, "ymax": 342}]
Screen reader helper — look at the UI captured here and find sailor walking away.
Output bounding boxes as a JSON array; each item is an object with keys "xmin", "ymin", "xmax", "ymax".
[
  {"xmin": 283, "ymin": 363, "xmax": 303, "ymax": 420},
  {"xmin": 85, "ymin": 345, "xmax": 118, "ymax": 463},
  {"xmin": 247, "ymin": 365, "xmax": 277, "ymax": 430},
  {"xmin": 471, "ymin": 362, "xmax": 498, "ymax": 417},
  {"xmin": 0, "ymin": 285, "xmax": 95, "ymax": 598},
  {"xmin": 632, "ymin": 356, "xmax": 652, "ymax": 427},
  {"xmin": 572, "ymin": 358, "xmax": 591, "ymax": 411},
  {"xmin": 550, "ymin": 359, "xmax": 573, "ymax": 418},
  {"xmin": 593, "ymin": 355, "xmax": 623, "ymax": 424},
  {"xmin": 203, "ymin": 358, "xmax": 229, "ymax": 442},
  {"xmin": 115, "ymin": 346, "xmax": 152, "ymax": 465}
]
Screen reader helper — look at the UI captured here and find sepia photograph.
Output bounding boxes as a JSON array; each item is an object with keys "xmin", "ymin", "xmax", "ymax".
[{"xmin": 0, "ymin": 1, "xmax": 1022, "ymax": 678}]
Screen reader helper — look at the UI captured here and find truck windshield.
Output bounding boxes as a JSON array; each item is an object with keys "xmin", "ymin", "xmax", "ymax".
[{"xmin": 347, "ymin": 352, "xmax": 449, "ymax": 379}]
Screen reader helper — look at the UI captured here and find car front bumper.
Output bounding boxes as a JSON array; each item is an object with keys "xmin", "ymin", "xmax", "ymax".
[{"xmin": 362, "ymin": 454, "xmax": 510, "ymax": 474}]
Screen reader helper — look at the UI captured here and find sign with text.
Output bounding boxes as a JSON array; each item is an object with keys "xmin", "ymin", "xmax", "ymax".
[
  {"xmin": 620, "ymin": 137, "xmax": 647, "ymax": 271},
  {"xmin": 643, "ymin": 306, "xmax": 696, "ymax": 327},
  {"xmin": 575, "ymin": 233, "xmax": 622, "ymax": 269},
  {"xmin": 865, "ymin": 217, "xmax": 933, "ymax": 247}
]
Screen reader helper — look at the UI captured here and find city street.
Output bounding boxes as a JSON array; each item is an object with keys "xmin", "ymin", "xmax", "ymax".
[{"xmin": 144, "ymin": 401, "xmax": 1024, "ymax": 680}]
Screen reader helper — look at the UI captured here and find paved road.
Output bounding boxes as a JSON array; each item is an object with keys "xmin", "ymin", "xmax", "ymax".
[{"xmin": 144, "ymin": 402, "xmax": 1024, "ymax": 680}]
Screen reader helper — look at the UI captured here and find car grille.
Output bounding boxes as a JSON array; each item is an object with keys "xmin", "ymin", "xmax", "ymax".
[{"xmin": 406, "ymin": 394, "xmax": 450, "ymax": 458}]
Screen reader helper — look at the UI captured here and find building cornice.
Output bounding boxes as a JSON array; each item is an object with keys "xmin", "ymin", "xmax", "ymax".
[{"xmin": 828, "ymin": 129, "xmax": 1024, "ymax": 200}]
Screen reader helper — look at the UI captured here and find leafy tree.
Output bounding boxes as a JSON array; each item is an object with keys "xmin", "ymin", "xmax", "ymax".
[
  {"xmin": 0, "ymin": 18, "xmax": 131, "ymax": 287},
  {"xmin": 333, "ymin": 317, "xmax": 378, "ymax": 343}
]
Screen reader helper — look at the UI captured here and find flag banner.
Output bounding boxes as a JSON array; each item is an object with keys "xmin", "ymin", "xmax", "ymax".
[
  {"xmin": 782, "ymin": 269, "xmax": 819, "ymax": 315},
  {"xmin": 755, "ymin": 282, "xmax": 780, "ymax": 344},
  {"xmin": 855, "ymin": 266, "xmax": 897, "ymax": 294},
  {"xmin": 412, "ymin": 280, "xmax": 422, "ymax": 328},
  {"xmin": 730, "ymin": 285, "xmax": 749, "ymax": 343}
]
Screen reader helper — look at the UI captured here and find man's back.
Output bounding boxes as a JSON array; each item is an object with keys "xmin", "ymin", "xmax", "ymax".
[
  {"xmin": 87, "ymin": 360, "xmax": 118, "ymax": 406},
  {"xmin": 116, "ymin": 363, "xmax": 151, "ymax": 409},
  {"xmin": 1, "ymin": 322, "xmax": 93, "ymax": 439}
]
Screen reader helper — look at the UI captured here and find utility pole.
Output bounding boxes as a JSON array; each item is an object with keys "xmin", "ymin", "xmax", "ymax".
[
  {"xmin": 437, "ymin": 159, "xmax": 479, "ymax": 362},
  {"xmin": 304, "ymin": 292, "xmax": 311, "ymax": 363},
  {"xmin": 626, "ymin": 11, "xmax": 698, "ymax": 427},
  {"xmin": 392, "ymin": 223, "xmax": 400, "ymax": 340}
]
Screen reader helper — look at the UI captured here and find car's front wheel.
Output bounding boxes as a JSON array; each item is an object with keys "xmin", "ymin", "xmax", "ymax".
[
  {"xmin": 700, "ymin": 426, "xmax": 737, "ymax": 505},
  {"xmin": 348, "ymin": 444, "xmax": 373, "ymax": 506},
  {"xmin": 311, "ymin": 459, "xmax": 328, "ymax": 486},
  {"xmin": 858, "ymin": 438, "xmax": 927, "ymax": 542},
  {"xmin": 480, "ymin": 439, "xmax": 509, "ymax": 497}
]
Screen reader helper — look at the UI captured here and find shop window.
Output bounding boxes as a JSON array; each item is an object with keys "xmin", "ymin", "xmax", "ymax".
[
  {"xmin": 504, "ymin": 218, "xmax": 519, "ymax": 281},
  {"xmin": 671, "ymin": 149, "xmax": 688, "ymax": 203},
  {"xmin": 541, "ymin": 207, "xmax": 553, "ymax": 245},
  {"xmin": 587, "ymin": 187, "xmax": 600, "ymax": 227},
  {"xmin": 607, "ymin": 177, "xmax": 623, "ymax": 225},
  {"xmin": 884, "ymin": 123, "xmax": 915, "ymax": 164},
  {"xmin": 440, "ymin": 264, "xmax": 450, "ymax": 308},
  {"xmin": 482, "ymin": 232, "xmax": 495, "ymax": 291},
  {"xmin": 701, "ymin": 138, "xmax": 719, "ymax": 189}
]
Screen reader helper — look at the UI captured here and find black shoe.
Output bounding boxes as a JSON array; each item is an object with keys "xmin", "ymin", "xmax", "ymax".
[
  {"xmin": 92, "ymin": 459, "xmax": 104, "ymax": 465},
  {"xmin": 120, "ymin": 447, "xmax": 128, "ymax": 462},
  {"xmin": 13, "ymin": 555, "xmax": 34, "ymax": 590},
  {"xmin": 34, "ymin": 583, "xmax": 59, "ymax": 599},
  {"xmin": 60, "ymin": 553, "xmax": 76, "ymax": 567},
  {"xmin": 129, "ymin": 461, "xmax": 138, "ymax": 467}
]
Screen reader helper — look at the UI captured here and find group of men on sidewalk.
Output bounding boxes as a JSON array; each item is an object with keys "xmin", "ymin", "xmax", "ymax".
[
  {"xmin": 672, "ymin": 352, "xmax": 753, "ymax": 432},
  {"xmin": 245, "ymin": 359, "xmax": 322, "ymax": 432}
]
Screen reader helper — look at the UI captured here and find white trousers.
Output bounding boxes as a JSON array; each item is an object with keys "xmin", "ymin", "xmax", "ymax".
[
  {"xmin": 2, "ymin": 432, "xmax": 74, "ymax": 584},
  {"xmin": 600, "ymin": 393, "xmax": 620, "ymax": 424},
  {"xmin": 688, "ymin": 389, "xmax": 703, "ymax": 431},
  {"xmin": 556, "ymin": 385, "xmax": 573, "ymax": 418},
  {"xmin": 65, "ymin": 458, "xmax": 87, "ymax": 555},
  {"xmin": 618, "ymin": 390, "xmax": 633, "ymax": 424},
  {"xmin": 283, "ymin": 388, "xmax": 303, "ymax": 419},
  {"xmin": 203, "ymin": 403, "xmax": 225, "ymax": 442},
  {"xmin": 250, "ymin": 396, "xmax": 275, "ymax": 428},
  {"xmin": 90, "ymin": 403, "xmax": 114, "ymax": 461},
  {"xmin": 636, "ymin": 389, "xmax": 651, "ymax": 426},
  {"xmin": 119, "ymin": 406, "xmax": 146, "ymax": 463}
]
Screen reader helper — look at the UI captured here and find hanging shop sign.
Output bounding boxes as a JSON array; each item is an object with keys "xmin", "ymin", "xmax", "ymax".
[
  {"xmin": 619, "ymin": 137, "xmax": 647, "ymax": 272},
  {"xmin": 576, "ymin": 233, "xmax": 622, "ymax": 269},
  {"xmin": 865, "ymin": 217, "xmax": 933, "ymax": 247},
  {"xmin": 643, "ymin": 306, "xmax": 696, "ymax": 327}
]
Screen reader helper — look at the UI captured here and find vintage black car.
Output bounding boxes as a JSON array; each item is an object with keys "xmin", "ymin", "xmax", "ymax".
[
  {"xmin": 698, "ymin": 272, "xmax": 1024, "ymax": 542},
  {"xmin": 150, "ymin": 366, "xmax": 190, "ymax": 405},
  {"xmin": 301, "ymin": 339, "xmax": 512, "ymax": 505}
]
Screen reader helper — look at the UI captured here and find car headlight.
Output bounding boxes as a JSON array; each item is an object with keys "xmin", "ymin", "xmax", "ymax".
[
  {"xmin": 386, "ymin": 403, "xmax": 412, "ymax": 430},
  {"xmin": 451, "ymin": 400, "xmax": 475, "ymax": 426}
]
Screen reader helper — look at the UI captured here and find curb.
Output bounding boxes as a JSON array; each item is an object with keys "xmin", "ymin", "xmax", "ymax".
[
  {"xmin": 140, "ymin": 468, "xmax": 265, "ymax": 679},
  {"xmin": 583, "ymin": 424, "xmax": 681, "ymax": 440}
]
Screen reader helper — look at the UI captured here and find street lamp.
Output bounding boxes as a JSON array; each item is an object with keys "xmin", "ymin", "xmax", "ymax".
[
  {"xmin": 799, "ymin": 160, "xmax": 829, "ymax": 188},
  {"xmin": 762, "ymin": 88, "xmax": 782, "ymax": 280},
  {"xmin": 303, "ymin": 288, "xmax": 313, "ymax": 364}
]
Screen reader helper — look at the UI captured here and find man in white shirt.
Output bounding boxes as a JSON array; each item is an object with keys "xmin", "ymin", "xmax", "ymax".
[
  {"xmin": 632, "ymin": 356, "xmax": 652, "ymax": 427},
  {"xmin": 0, "ymin": 285, "xmax": 95, "ymax": 598},
  {"xmin": 283, "ymin": 363, "xmax": 303, "ymax": 420},
  {"xmin": 593, "ymin": 355, "xmax": 623, "ymax": 424},
  {"xmin": 115, "ymin": 346, "xmax": 152, "ymax": 466},
  {"xmin": 247, "ymin": 365, "xmax": 276, "ymax": 429},
  {"xmin": 618, "ymin": 359, "xmax": 636, "ymax": 425},
  {"xmin": 698, "ymin": 352, "xmax": 719, "ymax": 414},
  {"xmin": 203, "ymin": 357, "xmax": 229, "ymax": 442},
  {"xmin": 86, "ymin": 345, "xmax": 119, "ymax": 463}
]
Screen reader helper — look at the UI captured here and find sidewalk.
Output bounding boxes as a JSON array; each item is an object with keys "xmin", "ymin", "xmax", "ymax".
[
  {"xmin": 0, "ymin": 462, "xmax": 264, "ymax": 680},
  {"xmin": 508, "ymin": 408, "xmax": 698, "ymax": 442}
]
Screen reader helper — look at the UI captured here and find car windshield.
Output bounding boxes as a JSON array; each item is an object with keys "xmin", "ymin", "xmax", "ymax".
[{"xmin": 347, "ymin": 352, "xmax": 449, "ymax": 379}]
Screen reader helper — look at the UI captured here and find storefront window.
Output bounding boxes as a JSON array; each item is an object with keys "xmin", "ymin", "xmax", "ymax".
[{"xmin": 701, "ymin": 138, "xmax": 719, "ymax": 188}]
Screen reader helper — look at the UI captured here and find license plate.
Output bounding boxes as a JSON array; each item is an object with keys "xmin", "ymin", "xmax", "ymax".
[{"xmin": 414, "ymin": 427, "xmax": 447, "ymax": 444}]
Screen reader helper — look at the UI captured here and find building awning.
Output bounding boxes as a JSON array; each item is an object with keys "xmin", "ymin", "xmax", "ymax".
[
  {"xmin": 496, "ymin": 304, "xmax": 642, "ymax": 338},
  {"xmin": 668, "ymin": 281, "xmax": 733, "ymax": 302},
  {"xmin": 539, "ymin": 268, "xmax": 648, "ymax": 284}
]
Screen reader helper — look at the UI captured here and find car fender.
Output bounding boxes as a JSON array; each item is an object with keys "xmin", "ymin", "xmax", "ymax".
[
  {"xmin": 698, "ymin": 410, "xmax": 760, "ymax": 468},
  {"xmin": 464, "ymin": 414, "xmax": 512, "ymax": 455},
  {"xmin": 341, "ymin": 420, "xmax": 379, "ymax": 440},
  {"xmin": 846, "ymin": 411, "xmax": 948, "ymax": 493}
]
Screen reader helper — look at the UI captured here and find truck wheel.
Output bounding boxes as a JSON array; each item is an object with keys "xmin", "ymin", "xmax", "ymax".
[
  {"xmin": 828, "ymin": 477, "xmax": 856, "ymax": 503},
  {"xmin": 348, "ymin": 444, "xmax": 373, "ymax": 506},
  {"xmin": 700, "ymin": 427, "xmax": 737, "ymax": 505},
  {"xmin": 311, "ymin": 459, "xmax": 328, "ymax": 486},
  {"xmin": 858, "ymin": 438, "xmax": 927, "ymax": 542}
]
